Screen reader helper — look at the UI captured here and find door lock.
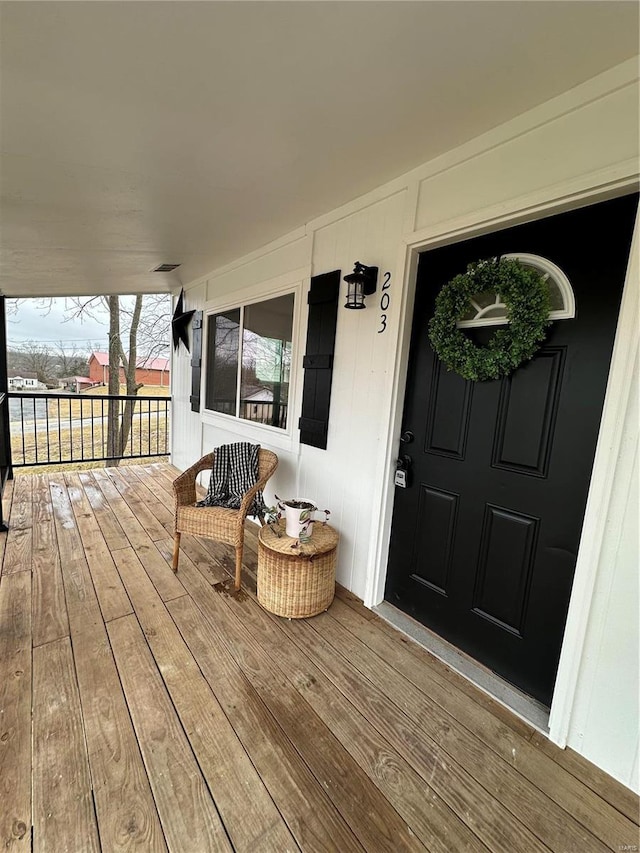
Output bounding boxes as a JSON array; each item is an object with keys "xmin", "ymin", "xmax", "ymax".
[{"xmin": 394, "ymin": 454, "xmax": 412, "ymax": 488}]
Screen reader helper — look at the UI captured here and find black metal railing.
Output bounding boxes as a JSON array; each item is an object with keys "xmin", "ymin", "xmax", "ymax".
[
  {"xmin": 210, "ymin": 398, "xmax": 288, "ymax": 429},
  {"xmin": 0, "ymin": 392, "xmax": 11, "ymax": 530},
  {"xmin": 9, "ymin": 391, "xmax": 171, "ymax": 468}
]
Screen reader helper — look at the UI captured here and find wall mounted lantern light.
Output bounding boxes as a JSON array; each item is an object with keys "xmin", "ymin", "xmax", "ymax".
[{"xmin": 343, "ymin": 261, "xmax": 379, "ymax": 309}]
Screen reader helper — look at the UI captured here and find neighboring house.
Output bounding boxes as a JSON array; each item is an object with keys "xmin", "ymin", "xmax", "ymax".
[
  {"xmin": 241, "ymin": 387, "xmax": 283, "ymax": 427},
  {"xmin": 88, "ymin": 351, "xmax": 170, "ymax": 387},
  {"xmin": 171, "ymin": 62, "xmax": 639, "ymax": 792},
  {"xmin": 60, "ymin": 376, "xmax": 98, "ymax": 394},
  {"xmin": 8, "ymin": 373, "xmax": 45, "ymax": 390}
]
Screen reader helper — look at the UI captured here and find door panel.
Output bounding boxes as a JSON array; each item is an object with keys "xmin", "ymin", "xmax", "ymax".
[
  {"xmin": 425, "ymin": 364, "xmax": 473, "ymax": 459},
  {"xmin": 492, "ymin": 347, "xmax": 565, "ymax": 476},
  {"xmin": 385, "ymin": 194, "xmax": 638, "ymax": 705},
  {"xmin": 472, "ymin": 503, "xmax": 538, "ymax": 637},
  {"xmin": 410, "ymin": 485, "xmax": 458, "ymax": 593}
]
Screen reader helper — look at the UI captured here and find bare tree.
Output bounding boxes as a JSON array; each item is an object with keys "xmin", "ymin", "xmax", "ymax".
[
  {"xmin": 18, "ymin": 341, "xmax": 55, "ymax": 384},
  {"xmin": 55, "ymin": 342, "xmax": 90, "ymax": 379},
  {"xmin": 107, "ymin": 294, "xmax": 144, "ymax": 460},
  {"xmin": 7, "ymin": 294, "xmax": 170, "ymax": 464},
  {"xmin": 65, "ymin": 294, "xmax": 169, "ymax": 465}
]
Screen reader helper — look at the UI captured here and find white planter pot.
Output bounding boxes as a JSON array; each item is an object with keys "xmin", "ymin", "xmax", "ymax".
[{"xmin": 280, "ymin": 501, "xmax": 315, "ymax": 540}]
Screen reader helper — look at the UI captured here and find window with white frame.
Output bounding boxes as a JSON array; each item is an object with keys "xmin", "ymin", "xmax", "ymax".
[
  {"xmin": 205, "ymin": 293, "xmax": 295, "ymax": 430},
  {"xmin": 456, "ymin": 253, "xmax": 576, "ymax": 328}
]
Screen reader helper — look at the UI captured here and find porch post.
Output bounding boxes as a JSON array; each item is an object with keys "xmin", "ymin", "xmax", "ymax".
[{"xmin": 0, "ymin": 296, "xmax": 12, "ymax": 531}]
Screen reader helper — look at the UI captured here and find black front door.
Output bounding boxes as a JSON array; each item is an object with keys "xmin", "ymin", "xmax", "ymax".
[{"xmin": 385, "ymin": 194, "xmax": 638, "ymax": 705}]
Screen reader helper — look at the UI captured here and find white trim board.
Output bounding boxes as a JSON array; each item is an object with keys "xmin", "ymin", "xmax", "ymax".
[{"xmin": 549, "ymin": 198, "xmax": 640, "ymax": 748}]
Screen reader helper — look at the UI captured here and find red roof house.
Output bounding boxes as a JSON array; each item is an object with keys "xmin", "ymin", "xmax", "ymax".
[{"xmin": 88, "ymin": 352, "xmax": 170, "ymax": 387}]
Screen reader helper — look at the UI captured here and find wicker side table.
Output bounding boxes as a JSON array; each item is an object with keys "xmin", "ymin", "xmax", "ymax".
[{"xmin": 257, "ymin": 523, "xmax": 339, "ymax": 618}]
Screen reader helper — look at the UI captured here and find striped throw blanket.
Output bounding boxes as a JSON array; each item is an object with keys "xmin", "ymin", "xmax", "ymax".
[{"xmin": 197, "ymin": 442, "xmax": 265, "ymax": 517}]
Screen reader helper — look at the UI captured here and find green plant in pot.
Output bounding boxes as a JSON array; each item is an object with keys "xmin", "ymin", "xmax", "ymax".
[{"xmin": 266, "ymin": 496, "xmax": 331, "ymax": 544}]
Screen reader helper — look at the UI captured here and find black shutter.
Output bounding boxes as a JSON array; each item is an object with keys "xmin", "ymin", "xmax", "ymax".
[
  {"xmin": 298, "ymin": 270, "xmax": 340, "ymax": 449},
  {"xmin": 190, "ymin": 311, "xmax": 203, "ymax": 413}
]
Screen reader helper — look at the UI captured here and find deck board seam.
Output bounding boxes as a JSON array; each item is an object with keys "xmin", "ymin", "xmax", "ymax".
[
  {"xmin": 300, "ymin": 609, "xmax": 605, "ymax": 853},
  {"xmin": 239, "ymin": 584, "xmax": 551, "ymax": 853},
  {"xmin": 109, "ymin": 554, "xmax": 293, "ymax": 852},
  {"xmin": 178, "ymin": 558, "xmax": 442, "ymax": 852},
  {"xmin": 166, "ymin": 598, "xmax": 311, "ymax": 852},
  {"xmin": 321, "ymin": 603, "xmax": 615, "ymax": 844}
]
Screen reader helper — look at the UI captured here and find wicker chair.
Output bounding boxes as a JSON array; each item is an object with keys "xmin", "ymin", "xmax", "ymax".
[{"xmin": 172, "ymin": 449, "xmax": 278, "ymax": 590}]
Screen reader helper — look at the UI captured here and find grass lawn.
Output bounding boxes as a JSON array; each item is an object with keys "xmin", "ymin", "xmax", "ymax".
[{"xmin": 43, "ymin": 384, "xmax": 170, "ymax": 421}]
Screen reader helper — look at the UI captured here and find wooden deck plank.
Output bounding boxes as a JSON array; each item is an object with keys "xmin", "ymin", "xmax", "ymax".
[
  {"xmin": 169, "ymin": 555, "xmax": 434, "ymax": 853},
  {"xmin": 70, "ymin": 627, "xmax": 168, "ymax": 852},
  {"xmin": 129, "ymin": 461, "xmax": 177, "ymax": 493},
  {"xmin": 0, "ymin": 571, "xmax": 32, "ymax": 851},
  {"xmin": 112, "ymin": 546, "xmax": 300, "ymax": 853},
  {"xmin": 300, "ymin": 609, "xmax": 614, "ymax": 853},
  {"xmin": 64, "ymin": 471, "xmax": 133, "ymax": 622},
  {"xmin": 0, "ymin": 477, "xmax": 14, "ymax": 573},
  {"xmin": 107, "ymin": 614, "xmax": 233, "ymax": 853},
  {"xmin": 50, "ymin": 474, "xmax": 167, "ymax": 852},
  {"xmin": 2, "ymin": 465, "xmax": 635, "ymax": 853},
  {"xmin": 215, "ymin": 570, "xmax": 553, "ymax": 853},
  {"xmin": 327, "ymin": 597, "xmax": 633, "ymax": 848},
  {"xmin": 334, "ymin": 586, "xmax": 536, "ymax": 739},
  {"xmin": 333, "ymin": 592, "xmax": 640, "ymax": 837},
  {"xmin": 104, "ymin": 467, "xmax": 172, "ymax": 540},
  {"xmin": 118, "ymin": 464, "xmax": 176, "ymax": 524},
  {"xmin": 118, "ymin": 463, "xmax": 175, "ymax": 512},
  {"xmin": 2, "ymin": 476, "xmax": 14, "ymax": 517},
  {"xmin": 31, "ymin": 474, "xmax": 69, "ymax": 647},
  {"xmin": 32, "ymin": 637, "xmax": 101, "ymax": 853},
  {"xmin": 49, "ymin": 476, "xmax": 104, "ymax": 636},
  {"xmin": 146, "ymin": 462, "xmax": 183, "ymax": 492},
  {"xmin": 168, "ymin": 579, "xmax": 367, "ymax": 853},
  {"xmin": 78, "ymin": 470, "xmax": 129, "ymax": 551},
  {"xmin": 2, "ymin": 475, "xmax": 32, "ymax": 575},
  {"xmin": 90, "ymin": 469, "xmax": 186, "ymax": 601},
  {"xmin": 529, "ymin": 732, "xmax": 640, "ymax": 825}
]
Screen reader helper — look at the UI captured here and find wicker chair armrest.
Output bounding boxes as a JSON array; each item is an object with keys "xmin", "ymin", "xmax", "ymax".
[
  {"xmin": 238, "ymin": 482, "xmax": 262, "ymax": 521},
  {"xmin": 238, "ymin": 457, "xmax": 278, "ymax": 521},
  {"xmin": 173, "ymin": 453, "xmax": 214, "ymax": 507}
]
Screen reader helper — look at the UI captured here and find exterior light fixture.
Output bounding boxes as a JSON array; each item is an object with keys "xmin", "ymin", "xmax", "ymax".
[{"xmin": 344, "ymin": 261, "xmax": 379, "ymax": 309}]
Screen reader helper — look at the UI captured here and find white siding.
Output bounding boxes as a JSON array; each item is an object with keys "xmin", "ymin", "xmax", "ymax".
[
  {"xmin": 300, "ymin": 190, "xmax": 407, "ymax": 593},
  {"xmin": 172, "ymin": 58, "xmax": 639, "ymax": 790},
  {"xmin": 414, "ymin": 81, "xmax": 638, "ymax": 234}
]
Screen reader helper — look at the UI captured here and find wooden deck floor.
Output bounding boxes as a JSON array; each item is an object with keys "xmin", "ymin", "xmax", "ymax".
[{"xmin": 0, "ymin": 464, "xmax": 638, "ymax": 852}]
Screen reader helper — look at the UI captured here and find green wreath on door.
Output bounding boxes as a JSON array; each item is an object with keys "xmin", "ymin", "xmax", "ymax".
[{"xmin": 428, "ymin": 257, "xmax": 552, "ymax": 382}]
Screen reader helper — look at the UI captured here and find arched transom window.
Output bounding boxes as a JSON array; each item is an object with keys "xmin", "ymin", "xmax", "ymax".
[{"xmin": 456, "ymin": 253, "xmax": 576, "ymax": 329}]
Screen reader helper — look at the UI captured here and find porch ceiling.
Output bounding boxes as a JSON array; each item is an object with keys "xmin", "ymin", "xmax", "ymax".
[{"xmin": 0, "ymin": 2, "xmax": 637, "ymax": 298}]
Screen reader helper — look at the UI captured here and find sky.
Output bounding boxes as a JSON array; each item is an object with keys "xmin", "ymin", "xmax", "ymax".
[
  {"xmin": 6, "ymin": 296, "xmax": 170, "ymax": 355},
  {"xmin": 7, "ymin": 298, "xmax": 111, "ymax": 352}
]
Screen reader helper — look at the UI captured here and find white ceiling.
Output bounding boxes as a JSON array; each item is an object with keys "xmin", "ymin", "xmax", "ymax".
[{"xmin": 1, "ymin": 1, "xmax": 638, "ymax": 298}]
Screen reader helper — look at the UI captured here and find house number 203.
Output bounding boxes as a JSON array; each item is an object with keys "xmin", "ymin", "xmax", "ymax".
[{"xmin": 378, "ymin": 272, "xmax": 391, "ymax": 334}]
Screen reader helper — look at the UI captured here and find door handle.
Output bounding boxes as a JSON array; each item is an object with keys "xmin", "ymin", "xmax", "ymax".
[
  {"xmin": 396, "ymin": 454, "xmax": 412, "ymax": 471},
  {"xmin": 400, "ymin": 430, "xmax": 414, "ymax": 444}
]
